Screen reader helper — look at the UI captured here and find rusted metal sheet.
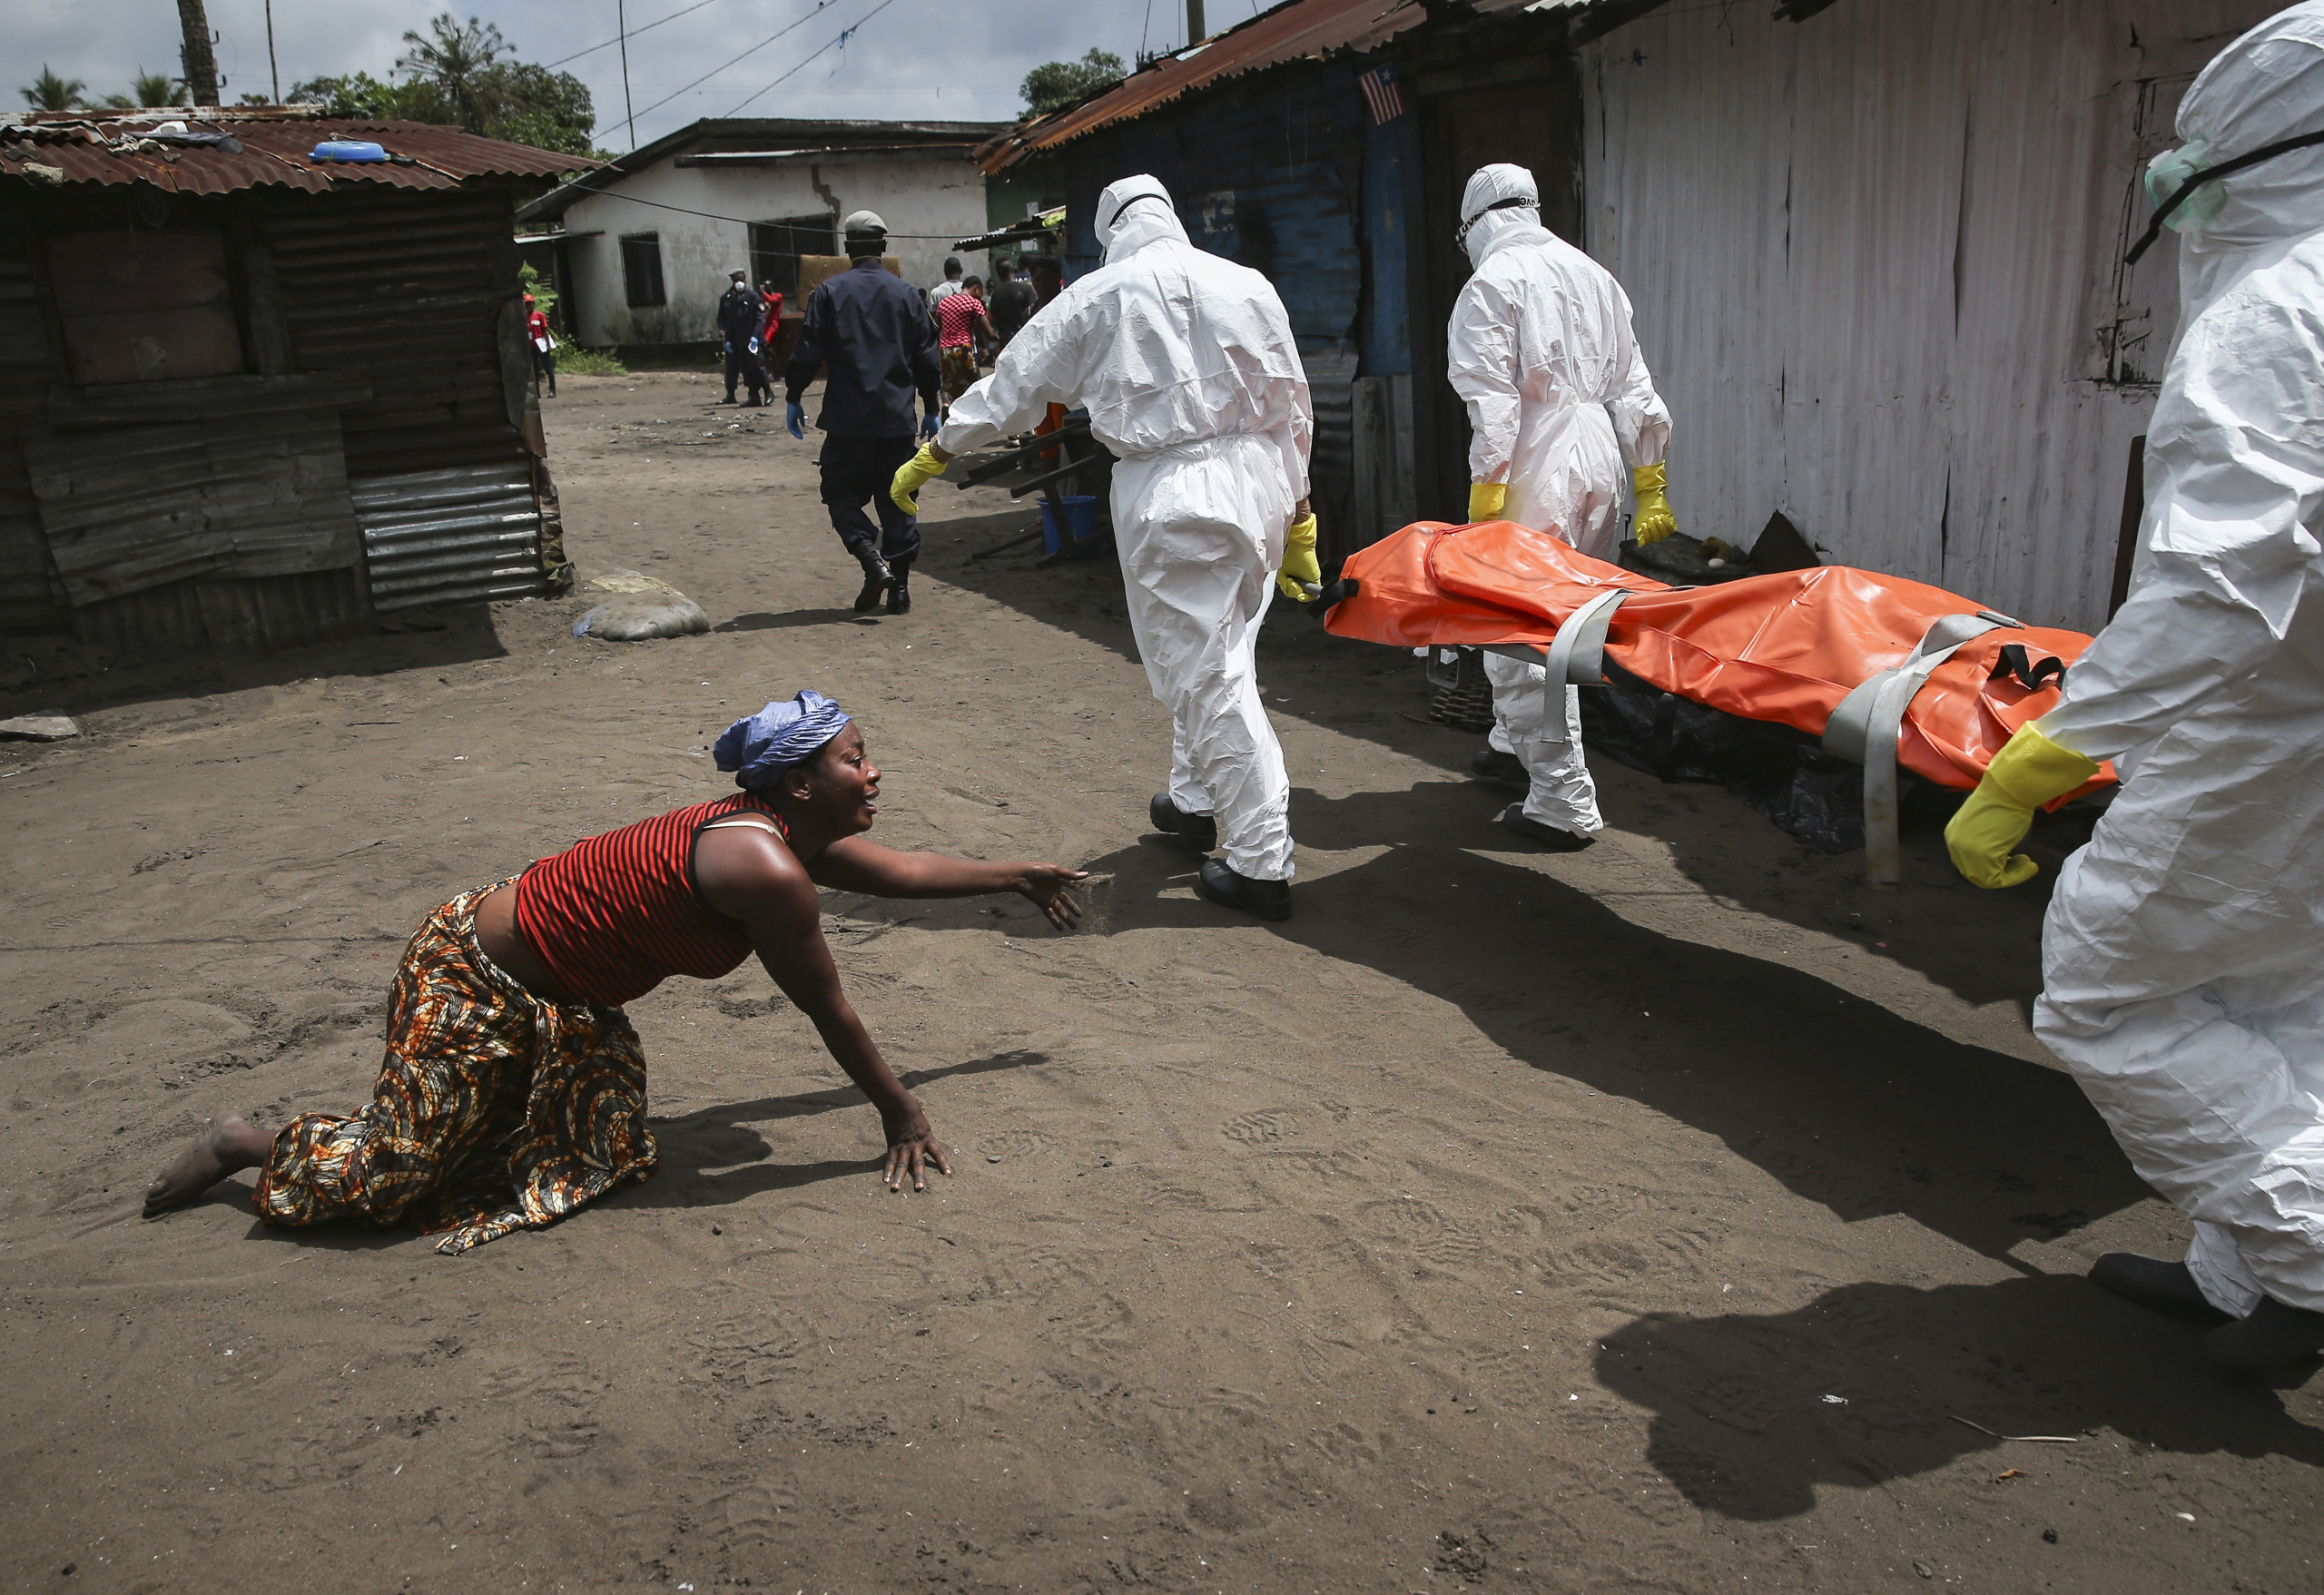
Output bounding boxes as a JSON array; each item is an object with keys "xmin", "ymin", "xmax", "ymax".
[
  {"xmin": 353, "ymin": 463, "xmax": 547, "ymax": 611},
  {"xmin": 67, "ymin": 566, "xmax": 371, "ymax": 655},
  {"xmin": 21, "ymin": 414, "xmax": 361, "ymax": 605},
  {"xmin": 256, "ymin": 187, "xmax": 527, "ymax": 478},
  {"xmin": 0, "ymin": 115, "xmax": 593, "ymax": 197},
  {"xmin": 48, "ymin": 230, "xmax": 246, "ymax": 385},
  {"xmin": 979, "ymin": 0, "xmax": 1431, "ymax": 172},
  {"xmin": 1579, "ymin": 0, "xmax": 2271, "ymax": 633}
]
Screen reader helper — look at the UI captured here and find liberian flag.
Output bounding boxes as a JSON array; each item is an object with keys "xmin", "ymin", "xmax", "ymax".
[{"xmin": 1360, "ymin": 64, "xmax": 1406, "ymax": 125}]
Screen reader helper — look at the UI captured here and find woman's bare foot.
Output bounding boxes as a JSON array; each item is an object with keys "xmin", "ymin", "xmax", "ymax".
[{"xmin": 143, "ymin": 1116, "xmax": 273, "ymax": 1216}]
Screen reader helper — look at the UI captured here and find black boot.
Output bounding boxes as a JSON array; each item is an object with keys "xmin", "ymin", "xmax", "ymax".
[
  {"xmin": 1500, "ymin": 804, "xmax": 1595, "ymax": 852},
  {"xmin": 886, "ymin": 560, "xmax": 912, "ymax": 615},
  {"xmin": 1196, "ymin": 858, "xmax": 1292, "ymax": 921},
  {"xmin": 2206, "ymin": 1296, "xmax": 2324, "ymax": 1367},
  {"xmin": 2090, "ymin": 1252, "xmax": 2232, "ymax": 1323},
  {"xmin": 1472, "ymin": 747, "xmax": 1528, "ymax": 790},
  {"xmin": 1148, "ymin": 793, "xmax": 1217, "ymax": 852},
  {"xmin": 853, "ymin": 556, "xmax": 893, "ymax": 613}
]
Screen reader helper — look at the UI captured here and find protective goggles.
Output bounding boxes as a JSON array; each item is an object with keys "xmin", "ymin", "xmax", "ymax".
[
  {"xmin": 2125, "ymin": 126, "xmax": 2324, "ymax": 263},
  {"xmin": 1456, "ymin": 195, "xmax": 1535, "ymax": 249}
]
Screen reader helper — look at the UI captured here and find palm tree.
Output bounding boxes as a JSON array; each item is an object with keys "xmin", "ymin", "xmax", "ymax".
[
  {"xmin": 395, "ymin": 13, "xmax": 510, "ymax": 133},
  {"xmin": 103, "ymin": 69, "xmax": 187, "ymax": 109},
  {"xmin": 20, "ymin": 66, "xmax": 86, "ymax": 111}
]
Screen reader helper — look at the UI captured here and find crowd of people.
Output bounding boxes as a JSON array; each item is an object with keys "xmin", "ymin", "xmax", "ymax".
[{"xmin": 143, "ymin": 4, "xmax": 2324, "ymax": 1374}]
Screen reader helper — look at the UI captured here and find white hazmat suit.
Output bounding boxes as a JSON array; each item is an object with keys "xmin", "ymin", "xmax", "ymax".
[
  {"xmin": 2032, "ymin": 3, "xmax": 2324, "ymax": 1318},
  {"xmin": 1448, "ymin": 163, "xmax": 1673, "ymax": 837},
  {"xmin": 937, "ymin": 175, "xmax": 1312, "ymax": 881}
]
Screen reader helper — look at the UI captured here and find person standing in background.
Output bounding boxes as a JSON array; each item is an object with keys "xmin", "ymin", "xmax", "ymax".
[
  {"xmin": 929, "ymin": 256, "xmax": 964, "ymax": 306},
  {"xmin": 988, "ymin": 258, "xmax": 1036, "ymax": 350},
  {"xmin": 525, "ymin": 291, "xmax": 556, "ymax": 399},
  {"xmin": 934, "ymin": 276, "xmax": 995, "ymax": 418},
  {"xmin": 718, "ymin": 269, "xmax": 764, "ymax": 405},
  {"xmin": 784, "ymin": 211, "xmax": 941, "ymax": 616}
]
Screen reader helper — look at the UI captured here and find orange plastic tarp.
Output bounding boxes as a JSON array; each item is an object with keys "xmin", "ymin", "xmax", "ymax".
[{"xmin": 1327, "ymin": 521, "xmax": 2110, "ymax": 793}]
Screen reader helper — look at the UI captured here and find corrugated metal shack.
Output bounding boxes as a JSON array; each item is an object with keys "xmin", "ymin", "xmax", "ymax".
[
  {"xmin": 1577, "ymin": 0, "xmax": 2276, "ymax": 634},
  {"xmin": 987, "ymin": 0, "xmax": 2274, "ymax": 632},
  {"xmin": 0, "ymin": 109, "xmax": 594, "ymax": 653}
]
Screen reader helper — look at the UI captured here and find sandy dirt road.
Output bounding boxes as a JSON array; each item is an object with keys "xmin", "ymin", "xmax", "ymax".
[{"xmin": 2, "ymin": 369, "xmax": 2318, "ymax": 1594}]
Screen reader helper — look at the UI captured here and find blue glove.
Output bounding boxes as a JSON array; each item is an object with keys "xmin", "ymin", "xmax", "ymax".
[
  {"xmin": 920, "ymin": 410, "xmax": 941, "ymax": 440},
  {"xmin": 785, "ymin": 401, "xmax": 806, "ymax": 440}
]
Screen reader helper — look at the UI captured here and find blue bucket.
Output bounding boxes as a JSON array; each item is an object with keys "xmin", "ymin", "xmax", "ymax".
[{"xmin": 1039, "ymin": 495, "xmax": 1098, "ymax": 556}]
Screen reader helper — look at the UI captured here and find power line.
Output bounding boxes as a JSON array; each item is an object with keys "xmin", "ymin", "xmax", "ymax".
[
  {"xmin": 625, "ymin": 0, "xmax": 837, "ymax": 125},
  {"xmin": 527, "ymin": 182, "xmax": 994, "ymax": 240},
  {"xmin": 725, "ymin": 0, "xmax": 897, "ymax": 116},
  {"xmin": 543, "ymin": 0, "xmax": 721, "ymax": 70}
]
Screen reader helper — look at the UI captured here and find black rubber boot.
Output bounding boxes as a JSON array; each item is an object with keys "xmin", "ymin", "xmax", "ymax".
[
  {"xmin": 887, "ymin": 559, "xmax": 913, "ymax": 615},
  {"xmin": 1147, "ymin": 793, "xmax": 1217, "ymax": 852},
  {"xmin": 852, "ymin": 556, "xmax": 893, "ymax": 614},
  {"xmin": 1500, "ymin": 804, "xmax": 1595, "ymax": 852},
  {"xmin": 2090, "ymin": 1252, "xmax": 2232, "ymax": 1323},
  {"xmin": 1472, "ymin": 747, "xmax": 1529, "ymax": 790},
  {"xmin": 2206, "ymin": 1296, "xmax": 2324, "ymax": 1368},
  {"xmin": 1196, "ymin": 858, "xmax": 1292, "ymax": 921}
]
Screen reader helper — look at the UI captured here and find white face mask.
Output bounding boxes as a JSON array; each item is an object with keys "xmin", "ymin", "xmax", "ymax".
[{"xmin": 2147, "ymin": 137, "xmax": 2230, "ymax": 234}]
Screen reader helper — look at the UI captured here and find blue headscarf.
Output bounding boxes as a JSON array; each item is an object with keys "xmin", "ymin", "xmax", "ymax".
[{"xmin": 713, "ymin": 690, "xmax": 852, "ymax": 791}]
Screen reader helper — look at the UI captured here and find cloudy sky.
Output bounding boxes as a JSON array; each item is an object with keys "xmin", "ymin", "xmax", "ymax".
[{"xmin": 7, "ymin": 0, "xmax": 1267, "ymax": 146}]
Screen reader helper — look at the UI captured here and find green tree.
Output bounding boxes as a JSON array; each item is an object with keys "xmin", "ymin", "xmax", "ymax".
[
  {"xmin": 20, "ymin": 65, "xmax": 86, "ymax": 111},
  {"xmin": 102, "ymin": 68, "xmax": 186, "ymax": 109},
  {"xmin": 286, "ymin": 15, "xmax": 597, "ymax": 156},
  {"xmin": 288, "ymin": 72, "xmax": 449, "ymax": 120},
  {"xmin": 395, "ymin": 13, "xmax": 510, "ymax": 132},
  {"xmin": 1019, "ymin": 48, "xmax": 1126, "ymax": 115}
]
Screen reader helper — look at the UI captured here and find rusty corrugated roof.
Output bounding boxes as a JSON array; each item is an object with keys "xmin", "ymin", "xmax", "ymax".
[
  {"xmin": 976, "ymin": 0, "xmax": 1431, "ymax": 173},
  {"xmin": 0, "ymin": 113, "xmax": 597, "ymax": 196}
]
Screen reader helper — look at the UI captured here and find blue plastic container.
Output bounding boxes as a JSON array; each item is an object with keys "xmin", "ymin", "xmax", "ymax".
[
  {"xmin": 1039, "ymin": 494, "xmax": 1098, "ymax": 556},
  {"xmin": 312, "ymin": 140, "xmax": 389, "ymax": 162}
]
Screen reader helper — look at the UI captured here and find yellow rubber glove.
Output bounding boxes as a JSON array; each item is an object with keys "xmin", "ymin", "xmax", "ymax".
[
  {"xmin": 1275, "ymin": 512, "xmax": 1321, "ymax": 601},
  {"xmin": 1944, "ymin": 723, "xmax": 2101, "ymax": 889},
  {"xmin": 1468, "ymin": 481, "xmax": 1507, "ymax": 523},
  {"xmin": 890, "ymin": 443, "xmax": 949, "ymax": 515},
  {"xmin": 1631, "ymin": 462, "xmax": 1677, "ymax": 546}
]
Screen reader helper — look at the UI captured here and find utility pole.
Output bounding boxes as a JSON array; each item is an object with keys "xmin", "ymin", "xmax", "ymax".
[
  {"xmin": 1187, "ymin": 0, "xmax": 1205, "ymax": 44},
  {"xmin": 617, "ymin": 0, "xmax": 637, "ymax": 151},
  {"xmin": 177, "ymin": 0, "xmax": 220, "ymax": 106},
  {"xmin": 265, "ymin": 0, "xmax": 280, "ymax": 103}
]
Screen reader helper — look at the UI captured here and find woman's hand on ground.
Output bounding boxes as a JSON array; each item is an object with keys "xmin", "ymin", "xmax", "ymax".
[
  {"xmin": 881, "ymin": 1106, "xmax": 951, "ymax": 1193},
  {"xmin": 1012, "ymin": 864, "xmax": 1089, "ymax": 930}
]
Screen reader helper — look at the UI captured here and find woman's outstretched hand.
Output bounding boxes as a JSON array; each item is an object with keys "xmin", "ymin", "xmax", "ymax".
[
  {"xmin": 1013, "ymin": 864, "xmax": 1090, "ymax": 930},
  {"xmin": 882, "ymin": 1104, "xmax": 951, "ymax": 1193}
]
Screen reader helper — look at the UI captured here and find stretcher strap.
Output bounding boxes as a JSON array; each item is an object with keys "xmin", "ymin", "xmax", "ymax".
[
  {"xmin": 1481, "ymin": 589, "xmax": 1632, "ymax": 748},
  {"xmin": 1824, "ymin": 609, "xmax": 2022, "ymax": 884}
]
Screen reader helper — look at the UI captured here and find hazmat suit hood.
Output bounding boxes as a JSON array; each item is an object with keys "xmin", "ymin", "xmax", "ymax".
[
  {"xmin": 1460, "ymin": 162, "xmax": 1554, "ymax": 268},
  {"xmin": 2165, "ymin": 1, "xmax": 2324, "ymax": 261},
  {"xmin": 1097, "ymin": 175, "xmax": 1188, "ymax": 265}
]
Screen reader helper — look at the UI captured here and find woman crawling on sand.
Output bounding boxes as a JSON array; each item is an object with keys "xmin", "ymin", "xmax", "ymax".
[{"xmin": 143, "ymin": 690, "xmax": 1086, "ymax": 1253}]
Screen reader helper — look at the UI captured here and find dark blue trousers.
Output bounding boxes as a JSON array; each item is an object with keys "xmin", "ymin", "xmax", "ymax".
[{"xmin": 819, "ymin": 432, "xmax": 921, "ymax": 574}]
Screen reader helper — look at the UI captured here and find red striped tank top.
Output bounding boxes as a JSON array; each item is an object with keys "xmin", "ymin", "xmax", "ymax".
[{"xmin": 513, "ymin": 793, "xmax": 790, "ymax": 1007}]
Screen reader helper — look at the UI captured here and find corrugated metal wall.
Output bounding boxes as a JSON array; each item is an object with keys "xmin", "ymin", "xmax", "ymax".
[
  {"xmin": 355, "ymin": 462, "xmax": 546, "ymax": 611},
  {"xmin": 257, "ymin": 186, "xmax": 534, "ymax": 479},
  {"xmin": 0, "ymin": 199, "xmax": 67, "ymax": 632},
  {"xmin": 1581, "ymin": 0, "xmax": 2270, "ymax": 632}
]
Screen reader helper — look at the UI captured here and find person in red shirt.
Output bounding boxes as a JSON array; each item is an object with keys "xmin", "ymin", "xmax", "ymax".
[
  {"xmin": 934, "ymin": 276, "xmax": 994, "ymax": 416},
  {"xmin": 524, "ymin": 292, "xmax": 556, "ymax": 398},
  {"xmin": 141, "ymin": 691, "xmax": 1088, "ymax": 1251}
]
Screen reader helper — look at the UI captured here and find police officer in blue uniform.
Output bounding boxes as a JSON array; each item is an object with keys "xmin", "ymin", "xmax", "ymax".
[{"xmin": 783, "ymin": 211, "xmax": 941, "ymax": 615}]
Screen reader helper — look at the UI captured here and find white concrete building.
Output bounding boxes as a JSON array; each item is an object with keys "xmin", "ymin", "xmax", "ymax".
[{"xmin": 516, "ymin": 118, "xmax": 1006, "ymax": 349}]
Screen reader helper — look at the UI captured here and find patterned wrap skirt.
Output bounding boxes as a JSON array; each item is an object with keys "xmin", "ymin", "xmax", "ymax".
[{"xmin": 253, "ymin": 881, "xmax": 658, "ymax": 1254}]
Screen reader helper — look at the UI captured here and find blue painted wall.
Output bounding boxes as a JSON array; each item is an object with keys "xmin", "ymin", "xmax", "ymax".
[{"xmin": 1360, "ymin": 101, "xmax": 1420, "ymax": 377}]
